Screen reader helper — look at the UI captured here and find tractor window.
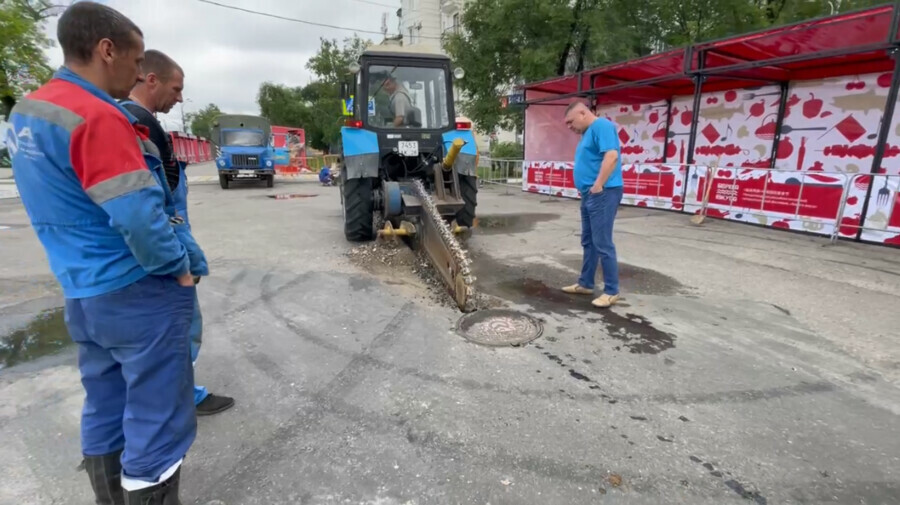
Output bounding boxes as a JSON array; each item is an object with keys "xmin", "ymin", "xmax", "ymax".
[
  {"xmin": 368, "ymin": 65, "xmax": 450, "ymax": 129},
  {"xmin": 222, "ymin": 130, "xmax": 266, "ymax": 147}
]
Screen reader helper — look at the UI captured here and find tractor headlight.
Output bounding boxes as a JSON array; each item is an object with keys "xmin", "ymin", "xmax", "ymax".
[
  {"xmin": 217, "ymin": 159, "xmax": 226, "ymax": 167},
  {"xmin": 266, "ymin": 159, "xmax": 273, "ymax": 167}
]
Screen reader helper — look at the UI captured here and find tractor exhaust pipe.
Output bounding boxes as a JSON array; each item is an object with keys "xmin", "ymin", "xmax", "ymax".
[{"xmin": 442, "ymin": 138, "xmax": 465, "ymax": 171}]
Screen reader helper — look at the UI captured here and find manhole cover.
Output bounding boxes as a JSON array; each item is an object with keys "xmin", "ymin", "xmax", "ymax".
[{"xmin": 456, "ymin": 309, "xmax": 543, "ymax": 347}]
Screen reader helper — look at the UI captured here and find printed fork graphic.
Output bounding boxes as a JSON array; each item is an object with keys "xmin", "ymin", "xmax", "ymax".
[{"xmin": 877, "ymin": 178, "xmax": 891, "ymax": 207}]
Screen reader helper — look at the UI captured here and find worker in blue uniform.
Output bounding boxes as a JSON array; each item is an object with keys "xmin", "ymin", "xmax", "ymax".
[
  {"xmin": 8, "ymin": 3, "xmax": 204, "ymax": 503},
  {"xmin": 122, "ymin": 49, "xmax": 234, "ymax": 416}
]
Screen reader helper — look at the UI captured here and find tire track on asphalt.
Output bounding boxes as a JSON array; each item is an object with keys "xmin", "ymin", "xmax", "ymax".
[{"xmin": 198, "ymin": 289, "xmax": 415, "ymax": 502}]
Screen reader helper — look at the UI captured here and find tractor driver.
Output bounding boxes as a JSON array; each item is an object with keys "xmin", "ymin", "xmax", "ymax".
[{"xmin": 382, "ymin": 76, "xmax": 414, "ymax": 127}]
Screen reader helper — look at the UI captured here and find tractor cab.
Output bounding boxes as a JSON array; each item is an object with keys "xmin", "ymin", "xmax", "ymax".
[
  {"xmin": 338, "ymin": 46, "xmax": 479, "ymax": 244},
  {"xmin": 343, "ymin": 48, "xmax": 466, "ymax": 185}
]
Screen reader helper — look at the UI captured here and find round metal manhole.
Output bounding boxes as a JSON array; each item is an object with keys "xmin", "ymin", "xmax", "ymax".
[{"xmin": 456, "ymin": 309, "xmax": 543, "ymax": 347}]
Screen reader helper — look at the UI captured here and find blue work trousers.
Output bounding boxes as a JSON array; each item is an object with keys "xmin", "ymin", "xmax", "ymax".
[
  {"xmin": 65, "ymin": 275, "xmax": 197, "ymax": 483},
  {"xmin": 189, "ymin": 291, "xmax": 209, "ymax": 405},
  {"xmin": 578, "ymin": 186, "xmax": 624, "ymax": 295}
]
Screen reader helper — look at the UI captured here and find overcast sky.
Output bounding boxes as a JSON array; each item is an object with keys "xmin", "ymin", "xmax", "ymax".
[{"xmin": 42, "ymin": 0, "xmax": 400, "ymax": 131}]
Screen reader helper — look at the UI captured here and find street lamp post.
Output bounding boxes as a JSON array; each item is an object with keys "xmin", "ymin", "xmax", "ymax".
[{"xmin": 180, "ymin": 98, "xmax": 193, "ymax": 133}]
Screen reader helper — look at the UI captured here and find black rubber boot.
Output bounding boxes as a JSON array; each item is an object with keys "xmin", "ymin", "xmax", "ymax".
[
  {"xmin": 123, "ymin": 467, "xmax": 182, "ymax": 505},
  {"xmin": 82, "ymin": 451, "xmax": 125, "ymax": 505}
]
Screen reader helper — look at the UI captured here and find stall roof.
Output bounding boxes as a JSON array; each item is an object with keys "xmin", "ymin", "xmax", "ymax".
[{"xmin": 523, "ymin": 3, "xmax": 900, "ymax": 105}]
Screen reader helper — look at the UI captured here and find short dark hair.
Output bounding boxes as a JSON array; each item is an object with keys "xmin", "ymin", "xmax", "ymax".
[
  {"xmin": 142, "ymin": 50, "xmax": 183, "ymax": 81},
  {"xmin": 57, "ymin": 1, "xmax": 143, "ymax": 64},
  {"xmin": 565, "ymin": 101, "xmax": 589, "ymax": 114}
]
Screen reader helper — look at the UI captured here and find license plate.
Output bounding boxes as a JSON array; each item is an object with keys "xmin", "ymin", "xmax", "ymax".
[
  {"xmin": 398, "ymin": 141, "xmax": 419, "ymax": 157},
  {"xmin": 238, "ymin": 170, "xmax": 255, "ymax": 175}
]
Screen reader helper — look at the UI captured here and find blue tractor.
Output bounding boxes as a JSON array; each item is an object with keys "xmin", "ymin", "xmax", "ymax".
[
  {"xmin": 211, "ymin": 114, "xmax": 276, "ymax": 189},
  {"xmin": 339, "ymin": 47, "xmax": 478, "ymax": 243}
]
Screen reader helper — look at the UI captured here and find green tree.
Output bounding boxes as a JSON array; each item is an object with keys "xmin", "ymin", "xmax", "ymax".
[
  {"xmin": 444, "ymin": 0, "xmax": 574, "ymax": 132},
  {"xmin": 257, "ymin": 36, "xmax": 371, "ymax": 152},
  {"xmin": 0, "ymin": 0, "xmax": 59, "ymax": 119},
  {"xmin": 185, "ymin": 103, "xmax": 221, "ymax": 141}
]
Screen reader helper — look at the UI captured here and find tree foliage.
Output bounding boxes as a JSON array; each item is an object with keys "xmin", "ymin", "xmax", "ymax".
[
  {"xmin": 186, "ymin": 103, "xmax": 221, "ymax": 141},
  {"xmin": 257, "ymin": 36, "xmax": 369, "ymax": 152},
  {"xmin": 445, "ymin": 0, "xmax": 886, "ymax": 133},
  {"xmin": 0, "ymin": 0, "xmax": 59, "ymax": 119}
]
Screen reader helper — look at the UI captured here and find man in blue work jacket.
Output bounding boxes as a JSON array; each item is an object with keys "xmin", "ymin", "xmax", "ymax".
[
  {"xmin": 561, "ymin": 101, "xmax": 625, "ymax": 308},
  {"xmin": 9, "ymin": 3, "xmax": 203, "ymax": 503},
  {"xmin": 122, "ymin": 49, "xmax": 235, "ymax": 417}
]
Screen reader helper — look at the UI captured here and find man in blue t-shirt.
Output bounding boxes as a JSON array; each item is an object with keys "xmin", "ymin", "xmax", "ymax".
[{"xmin": 561, "ymin": 101, "xmax": 624, "ymax": 308}]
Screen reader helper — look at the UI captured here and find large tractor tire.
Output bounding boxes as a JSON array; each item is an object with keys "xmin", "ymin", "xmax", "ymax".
[
  {"xmin": 455, "ymin": 174, "xmax": 478, "ymax": 228},
  {"xmin": 219, "ymin": 173, "xmax": 229, "ymax": 190},
  {"xmin": 342, "ymin": 177, "xmax": 375, "ymax": 242}
]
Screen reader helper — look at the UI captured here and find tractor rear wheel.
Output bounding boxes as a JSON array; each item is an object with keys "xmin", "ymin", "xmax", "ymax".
[
  {"xmin": 456, "ymin": 174, "xmax": 478, "ymax": 228},
  {"xmin": 342, "ymin": 177, "xmax": 375, "ymax": 242}
]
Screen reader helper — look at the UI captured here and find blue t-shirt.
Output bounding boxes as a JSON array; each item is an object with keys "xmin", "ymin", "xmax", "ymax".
[{"xmin": 574, "ymin": 117, "xmax": 623, "ymax": 194}]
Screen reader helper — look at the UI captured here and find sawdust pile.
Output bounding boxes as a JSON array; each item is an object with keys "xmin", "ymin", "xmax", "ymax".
[
  {"xmin": 347, "ymin": 241, "xmax": 457, "ymax": 309},
  {"xmin": 347, "ymin": 240, "xmax": 502, "ymax": 312}
]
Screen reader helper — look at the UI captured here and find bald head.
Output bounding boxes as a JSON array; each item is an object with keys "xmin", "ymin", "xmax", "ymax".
[{"xmin": 564, "ymin": 101, "xmax": 596, "ymax": 134}]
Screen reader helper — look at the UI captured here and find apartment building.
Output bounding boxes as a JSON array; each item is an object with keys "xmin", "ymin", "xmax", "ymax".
[{"xmin": 396, "ymin": 0, "xmax": 520, "ymax": 152}]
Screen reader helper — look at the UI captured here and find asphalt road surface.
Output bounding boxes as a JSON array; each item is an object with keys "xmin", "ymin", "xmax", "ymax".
[{"xmin": 1, "ymin": 165, "xmax": 899, "ymax": 504}]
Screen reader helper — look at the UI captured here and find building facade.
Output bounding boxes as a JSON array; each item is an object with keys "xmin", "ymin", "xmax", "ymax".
[{"xmin": 397, "ymin": 0, "xmax": 521, "ymax": 154}]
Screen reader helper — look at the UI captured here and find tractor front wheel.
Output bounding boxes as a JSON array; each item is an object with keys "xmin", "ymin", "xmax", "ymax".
[
  {"xmin": 219, "ymin": 173, "xmax": 230, "ymax": 190},
  {"xmin": 342, "ymin": 177, "xmax": 375, "ymax": 242}
]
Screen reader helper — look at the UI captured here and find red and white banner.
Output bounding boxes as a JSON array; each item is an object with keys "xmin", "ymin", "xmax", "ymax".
[
  {"xmin": 522, "ymin": 162, "xmax": 688, "ymax": 210},
  {"xmin": 682, "ymin": 166, "xmax": 848, "ymax": 235}
]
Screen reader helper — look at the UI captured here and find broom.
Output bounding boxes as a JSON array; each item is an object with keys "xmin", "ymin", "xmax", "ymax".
[{"xmin": 690, "ymin": 156, "xmax": 721, "ymax": 226}]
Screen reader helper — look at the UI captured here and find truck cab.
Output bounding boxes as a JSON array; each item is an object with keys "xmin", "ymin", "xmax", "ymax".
[{"xmin": 211, "ymin": 114, "xmax": 276, "ymax": 189}]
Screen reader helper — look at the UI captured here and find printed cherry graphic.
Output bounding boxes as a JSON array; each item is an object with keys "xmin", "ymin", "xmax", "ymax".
[
  {"xmin": 803, "ymin": 93, "xmax": 823, "ymax": 119},
  {"xmin": 649, "ymin": 111, "xmax": 660, "ymax": 124},
  {"xmin": 747, "ymin": 99, "xmax": 766, "ymax": 119},
  {"xmin": 820, "ymin": 111, "xmax": 833, "ymax": 118},
  {"xmin": 846, "ymin": 196, "xmax": 859, "ymax": 206},
  {"xmin": 878, "ymin": 73, "xmax": 893, "ymax": 88},
  {"xmin": 706, "ymin": 97, "xmax": 719, "ymax": 105},
  {"xmin": 632, "ymin": 104, "xmax": 641, "ymax": 111},
  {"xmin": 680, "ymin": 110, "xmax": 693, "ymax": 126},
  {"xmin": 725, "ymin": 90, "xmax": 737, "ymax": 102},
  {"xmin": 845, "ymin": 80, "xmax": 865, "ymax": 90}
]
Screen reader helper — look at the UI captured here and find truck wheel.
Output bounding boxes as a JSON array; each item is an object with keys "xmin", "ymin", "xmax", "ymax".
[
  {"xmin": 266, "ymin": 174, "xmax": 275, "ymax": 188},
  {"xmin": 456, "ymin": 174, "xmax": 478, "ymax": 228},
  {"xmin": 342, "ymin": 177, "xmax": 375, "ymax": 242},
  {"xmin": 219, "ymin": 174, "xmax": 229, "ymax": 190}
]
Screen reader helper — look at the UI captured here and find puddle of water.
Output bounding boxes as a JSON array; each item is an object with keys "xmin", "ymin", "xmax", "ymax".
[
  {"xmin": 474, "ymin": 213, "xmax": 560, "ymax": 235},
  {"xmin": 597, "ymin": 313, "xmax": 675, "ymax": 355},
  {"xmin": 560, "ymin": 258, "xmax": 683, "ymax": 296},
  {"xmin": 267, "ymin": 193, "xmax": 318, "ymax": 200},
  {"xmin": 0, "ymin": 307, "xmax": 71, "ymax": 370},
  {"xmin": 472, "ymin": 253, "xmax": 677, "ymax": 354}
]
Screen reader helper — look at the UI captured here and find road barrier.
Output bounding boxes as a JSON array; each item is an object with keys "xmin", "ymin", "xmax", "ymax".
[
  {"xmin": 169, "ymin": 132, "xmax": 213, "ymax": 163},
  {"xmin": 515, "ymin": 160, "xmax": 899, "ymax": 247},
  {"xmin": 477, "ymin": 158, "xmax": 523, "ymax": 195}
]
